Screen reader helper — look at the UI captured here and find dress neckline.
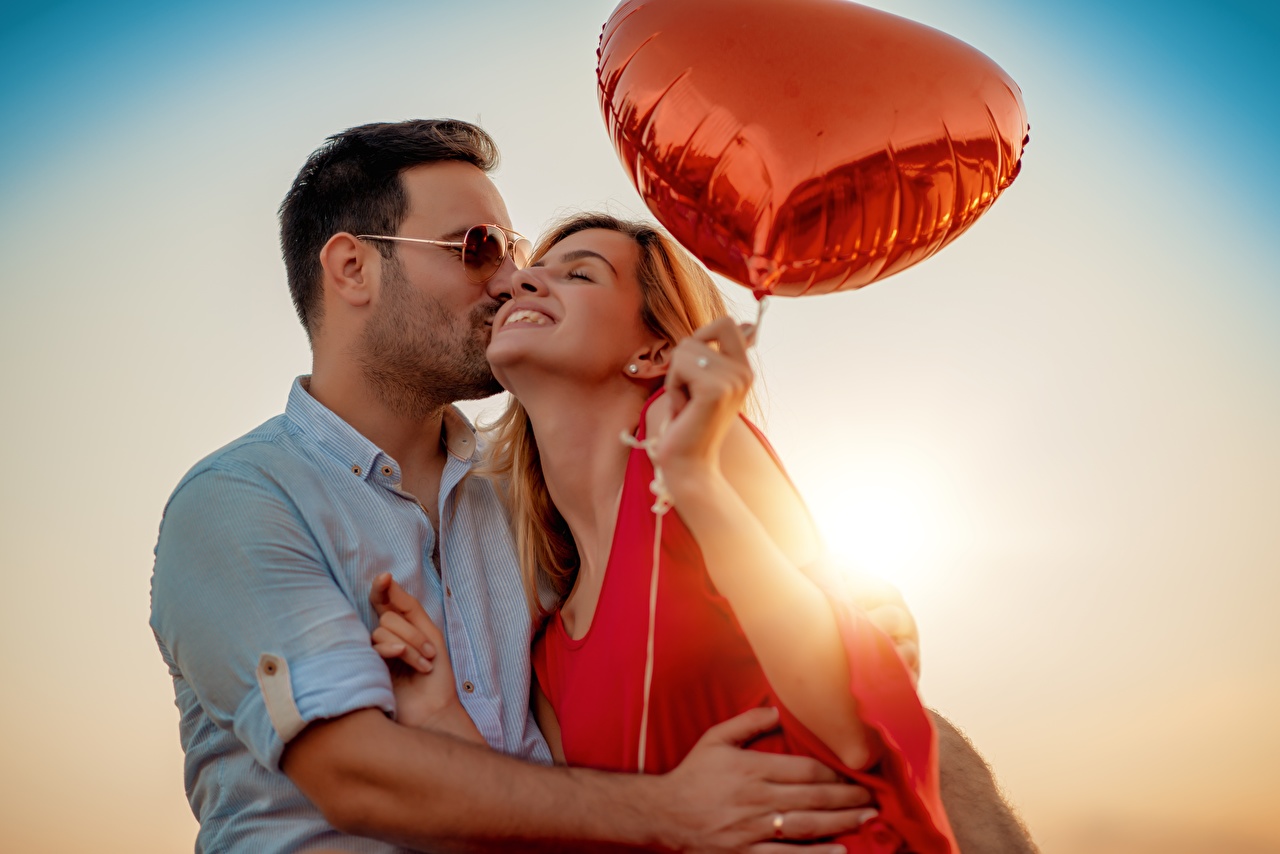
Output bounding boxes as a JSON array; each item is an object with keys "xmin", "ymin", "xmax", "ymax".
[{"xmin": 551, "ymin": 389, "xmax": 665, "ymax": 647}]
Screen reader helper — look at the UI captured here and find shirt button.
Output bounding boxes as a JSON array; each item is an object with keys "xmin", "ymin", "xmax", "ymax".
[
  {"xmin": 350, "ymin": 464, "xmax": 362, "ymax": 476},
  {"xmin": 462, "ymin": 681, "xmax": 475, "ymax": 694},
  {"xmin": 445, "ymin": 586, "xmax": 452, "ymax": 597},
  {"xmin": 380, "ymin": 465, "xmax": 393, "ymax": 477}
]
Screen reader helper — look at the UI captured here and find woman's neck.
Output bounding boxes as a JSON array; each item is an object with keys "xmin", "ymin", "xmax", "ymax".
[{"xmin": 518, "ymin": 375, "xmax": 654, "ymax": 584}]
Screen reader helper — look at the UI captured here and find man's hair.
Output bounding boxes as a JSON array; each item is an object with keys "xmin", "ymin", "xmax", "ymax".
[{"xmin": 278, "ymin": 119, "xmax": 499, "ymax": 340}]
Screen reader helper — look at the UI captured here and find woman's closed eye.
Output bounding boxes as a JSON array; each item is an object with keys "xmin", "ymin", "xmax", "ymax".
[{"xmin": 565, "ymin": 268, "xmax": 595, "ymax": 283}]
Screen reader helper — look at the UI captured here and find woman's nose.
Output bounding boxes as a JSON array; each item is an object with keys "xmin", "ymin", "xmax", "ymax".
[{"xmin": 486, "ymin": 264, "xmax": 548, "ymax": 302}]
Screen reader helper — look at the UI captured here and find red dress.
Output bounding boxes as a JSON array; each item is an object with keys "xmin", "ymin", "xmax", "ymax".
[{"xmin": 532, "ymin": 396, "xmax": 956, "ymax": 853}]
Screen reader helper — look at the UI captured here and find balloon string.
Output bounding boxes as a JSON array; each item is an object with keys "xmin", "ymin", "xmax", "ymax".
[
  {"xmin": 619, "ymin": 429, "xmax": 672, "ymax": 775},
  {"xmin": 746, "ymin": 295, "xmax": 770, "ymax": 346},
  {"xmin": 636, "ymin": 506, "xmax": 662, "ymax": 774},
  {"xmin": 619, "ymin": 295, "xmax": 768, "ymax": 774}
]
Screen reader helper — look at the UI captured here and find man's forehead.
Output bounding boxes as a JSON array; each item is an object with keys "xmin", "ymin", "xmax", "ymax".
[{"xmin": 399, "ymin": 161, "xmax": 512, "ymax": 233}]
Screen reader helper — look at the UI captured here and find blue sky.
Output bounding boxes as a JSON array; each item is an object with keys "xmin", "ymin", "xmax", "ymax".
[
  {"xmin": 4, "ymin": 0, "xmax": 1276, "ymax": 255},
  {"xmin": 2, "ymin": 0, "xmax": 1277, "ymax": 141}
]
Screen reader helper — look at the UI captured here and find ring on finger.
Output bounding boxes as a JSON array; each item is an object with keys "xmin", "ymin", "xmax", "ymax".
[
  {"xmin": 696, "ymin": 356, "xmax": 709, "ymax": 368},
  {"xmin": 771, "ymin": 811, "xmax": 785, "ymax": 839}
]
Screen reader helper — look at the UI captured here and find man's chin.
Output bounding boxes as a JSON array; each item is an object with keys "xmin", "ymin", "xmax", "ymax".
[
  {"xmin": 452, "ymin": 377, "xmax": 505, "ymax": 402},
  {"xmin": 447, "ymin": 354, "xmax": 504, "ymax": 402}
]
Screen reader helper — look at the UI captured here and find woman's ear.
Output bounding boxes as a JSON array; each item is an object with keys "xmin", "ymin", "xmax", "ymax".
[
  {"xmin": 319, "ymin": 232, "xmax": 375, "ymax": 308},
  {"xmin": 626, "ymin": 339, "xmax": 672, "ymax": 379}
]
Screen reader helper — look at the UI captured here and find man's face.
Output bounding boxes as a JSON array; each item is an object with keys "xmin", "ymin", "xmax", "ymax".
[{"xmin": 357, "ymin": 161, "xmax": 517, "ymax": 414}]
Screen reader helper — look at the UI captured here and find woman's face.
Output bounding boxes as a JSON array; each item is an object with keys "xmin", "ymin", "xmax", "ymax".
[{"xmin": 487, "ymin": 228, "xmax": 662, "ymax": 393}]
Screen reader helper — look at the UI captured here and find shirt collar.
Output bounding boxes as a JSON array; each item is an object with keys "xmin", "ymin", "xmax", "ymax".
[
  {"xmin": 284, "ymin": 377, "xmax": 481, "ymax": 482},
  {"xmin": 440, "ymin": 404, "xmax": 481, "ymax": 461}
]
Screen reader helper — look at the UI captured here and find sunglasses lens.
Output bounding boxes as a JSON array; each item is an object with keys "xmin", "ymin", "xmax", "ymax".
[
  {"xmin": 463, "ymin": 226, "xmax": 506, "ymax": 283},
  {"xmin": 511, "ymin": 237, "xmax": 533, "ymax": 270}
]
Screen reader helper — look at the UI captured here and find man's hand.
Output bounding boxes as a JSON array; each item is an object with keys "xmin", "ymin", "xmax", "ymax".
[{"xmin": 652, "ymin": 707, "xmax": 877, "ymax": 853}]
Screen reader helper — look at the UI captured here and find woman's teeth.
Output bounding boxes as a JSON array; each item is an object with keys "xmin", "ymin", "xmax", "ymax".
[{"xmin": 503, "ymin": 309, "xmax": 553, "ymax": 327}]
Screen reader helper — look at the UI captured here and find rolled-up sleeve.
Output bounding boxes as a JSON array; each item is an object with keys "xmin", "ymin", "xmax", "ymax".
[{"xmin": 151, "ymin": 462, "xmax": 395, "ymax": 771}]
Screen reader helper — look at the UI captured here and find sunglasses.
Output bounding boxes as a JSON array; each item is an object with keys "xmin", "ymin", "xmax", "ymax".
[{"xmin": 357, "ymin": 224, "xmax": 533, "ymax": 284}]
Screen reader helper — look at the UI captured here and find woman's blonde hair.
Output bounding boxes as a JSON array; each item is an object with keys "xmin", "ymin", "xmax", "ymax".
[{"xmin": 482, "ymin": 213, "xmax": 732, "ymax": 617}]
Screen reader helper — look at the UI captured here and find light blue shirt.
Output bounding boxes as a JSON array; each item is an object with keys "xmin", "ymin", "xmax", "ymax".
[{"xmin": 150, "ymin": 378, "xmax": 551, "ymax": 853}]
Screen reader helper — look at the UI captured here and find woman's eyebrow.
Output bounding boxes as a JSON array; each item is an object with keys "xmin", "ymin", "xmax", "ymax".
[{"xmin": 555, "ymin": 249, "xmax": 617, "ymax": 275}]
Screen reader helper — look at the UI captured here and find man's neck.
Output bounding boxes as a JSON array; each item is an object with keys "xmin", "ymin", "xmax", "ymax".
[{"xmin": 306, "ymin": 368, "xmax": 451, "ymax": 521}]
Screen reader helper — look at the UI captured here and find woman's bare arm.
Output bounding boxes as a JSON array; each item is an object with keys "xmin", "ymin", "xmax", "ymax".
[
  {"xmin": 664, "ymin": 423, "xmax": 878, "ymax": 770},
  {"xmin": 654, "ymin": 319, "xmax": 879, "ymax": 771}
]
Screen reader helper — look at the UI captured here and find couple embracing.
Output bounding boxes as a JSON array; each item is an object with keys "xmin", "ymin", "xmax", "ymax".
[{"xmin": 150, "ymin": 119, "xmax": 1035, "ymax": 853}]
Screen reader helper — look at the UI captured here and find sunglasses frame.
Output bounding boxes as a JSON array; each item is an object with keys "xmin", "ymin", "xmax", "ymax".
[{"xmin": 357, "ymin": 224, "xmax": 533, "ymax": 283}]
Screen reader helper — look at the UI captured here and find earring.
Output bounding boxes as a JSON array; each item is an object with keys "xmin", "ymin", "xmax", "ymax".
[{"xmin": 627, "ymin": 364, "xmax": 639, "ymax": 374}]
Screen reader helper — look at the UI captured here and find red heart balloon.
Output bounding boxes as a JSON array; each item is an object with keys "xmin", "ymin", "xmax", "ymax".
[{"xmin": 598, "ymin": 0, "xmax": 1029, "ymax": 297}]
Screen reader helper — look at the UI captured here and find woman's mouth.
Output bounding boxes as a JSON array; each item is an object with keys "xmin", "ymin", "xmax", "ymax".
[{"xmin": 501, "ymin": 308, "xmax": 555, "ymax": 328}]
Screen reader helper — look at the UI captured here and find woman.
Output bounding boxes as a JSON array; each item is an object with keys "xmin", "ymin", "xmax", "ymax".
[{"xmin": 370, "ymin": 213, "xmax": 955, "ymax": 853}]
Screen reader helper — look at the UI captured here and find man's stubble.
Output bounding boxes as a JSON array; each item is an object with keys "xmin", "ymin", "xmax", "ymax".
[{"xmin": 356, "ymin": 260, "xmax": 503, "ymax": 420}]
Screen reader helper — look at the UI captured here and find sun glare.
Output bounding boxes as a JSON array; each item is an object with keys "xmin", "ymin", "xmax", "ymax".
[{"xmin": 804, "ymin": 460, "xmax": 957, "ymax": 596}]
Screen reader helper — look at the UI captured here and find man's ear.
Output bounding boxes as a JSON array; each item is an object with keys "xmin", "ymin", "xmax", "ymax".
[
  {"xmin": 627, "ymin": 339, "xmax": 672, "ymax": 379},
  {"xmin": 319, "ymin": 232, "xmax": 376, "ymax": 308}
]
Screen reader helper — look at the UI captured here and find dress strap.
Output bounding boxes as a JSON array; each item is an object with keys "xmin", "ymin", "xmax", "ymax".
[
  {"xmin": 633, "ymin": 388, "xmax": 666, "ymax": 442},
  {"xmin": 619, "ymin": 386, "xmax": 670, "ymax": 774}
]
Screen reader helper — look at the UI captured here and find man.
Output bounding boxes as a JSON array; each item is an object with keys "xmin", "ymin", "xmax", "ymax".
[{"xmin": 151, "ymin": 119, "xmax": 1035, "ymax": 852}]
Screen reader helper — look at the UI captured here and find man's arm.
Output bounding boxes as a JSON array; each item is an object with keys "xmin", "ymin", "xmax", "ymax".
[
  {"xmin": 154, "ymin": 464, "xmax": 874, "ymax": 852},
  {"xmin": 284, "ymin": 706, "xmax": 875, "ymax": 854},
  {"xmin": 360, "ymin": 579, "xmax": 873, "ymax": 851},
  {"xmin": 931, "ymin": 712, "xmax": 1039, "ymax": 854},
  {"xmin": 151, "ymin": 464, "xmax": 399, "ymax": 770}
]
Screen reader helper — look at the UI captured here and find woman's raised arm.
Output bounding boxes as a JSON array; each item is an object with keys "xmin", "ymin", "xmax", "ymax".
[{"xmin": 654, "ymin": 317, "xmax": 881, "ymax": 771}]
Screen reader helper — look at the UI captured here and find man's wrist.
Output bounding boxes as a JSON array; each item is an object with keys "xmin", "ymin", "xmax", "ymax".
[{"xmin": 604, "ymin": 769, "xmax": 679, "ymax": 852}]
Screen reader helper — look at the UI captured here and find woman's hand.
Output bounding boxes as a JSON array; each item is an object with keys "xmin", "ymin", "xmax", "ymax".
[
  {"xmin": 657, "ymin": 317, "xmax": 755, "ymax": 488},
  {"xmin": 369, "ymin": 573, "xmax": 485, "ymax": 744}
]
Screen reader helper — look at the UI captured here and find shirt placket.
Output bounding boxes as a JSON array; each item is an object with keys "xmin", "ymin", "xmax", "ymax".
[
  {"xmin": 371, "ymin": 454, "xmax": 446, "ymax": 619},
  {"xmin": 438, "ymin": 453, "xmax": 504, "ymax": 750}
]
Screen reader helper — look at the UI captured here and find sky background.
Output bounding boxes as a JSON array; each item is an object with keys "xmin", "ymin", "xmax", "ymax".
[{"xmin": 1, "ymin": 1, "xmax": 1277, "ymax": 852}]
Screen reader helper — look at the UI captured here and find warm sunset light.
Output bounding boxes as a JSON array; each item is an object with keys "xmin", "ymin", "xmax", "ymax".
[
  {"xmin": 808, "ymin": 459, "xmax": 957, "ymax": 595},
  {"xmin": 2, "ymin": 1, "xmax": 1277, "ymax": 853}
]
